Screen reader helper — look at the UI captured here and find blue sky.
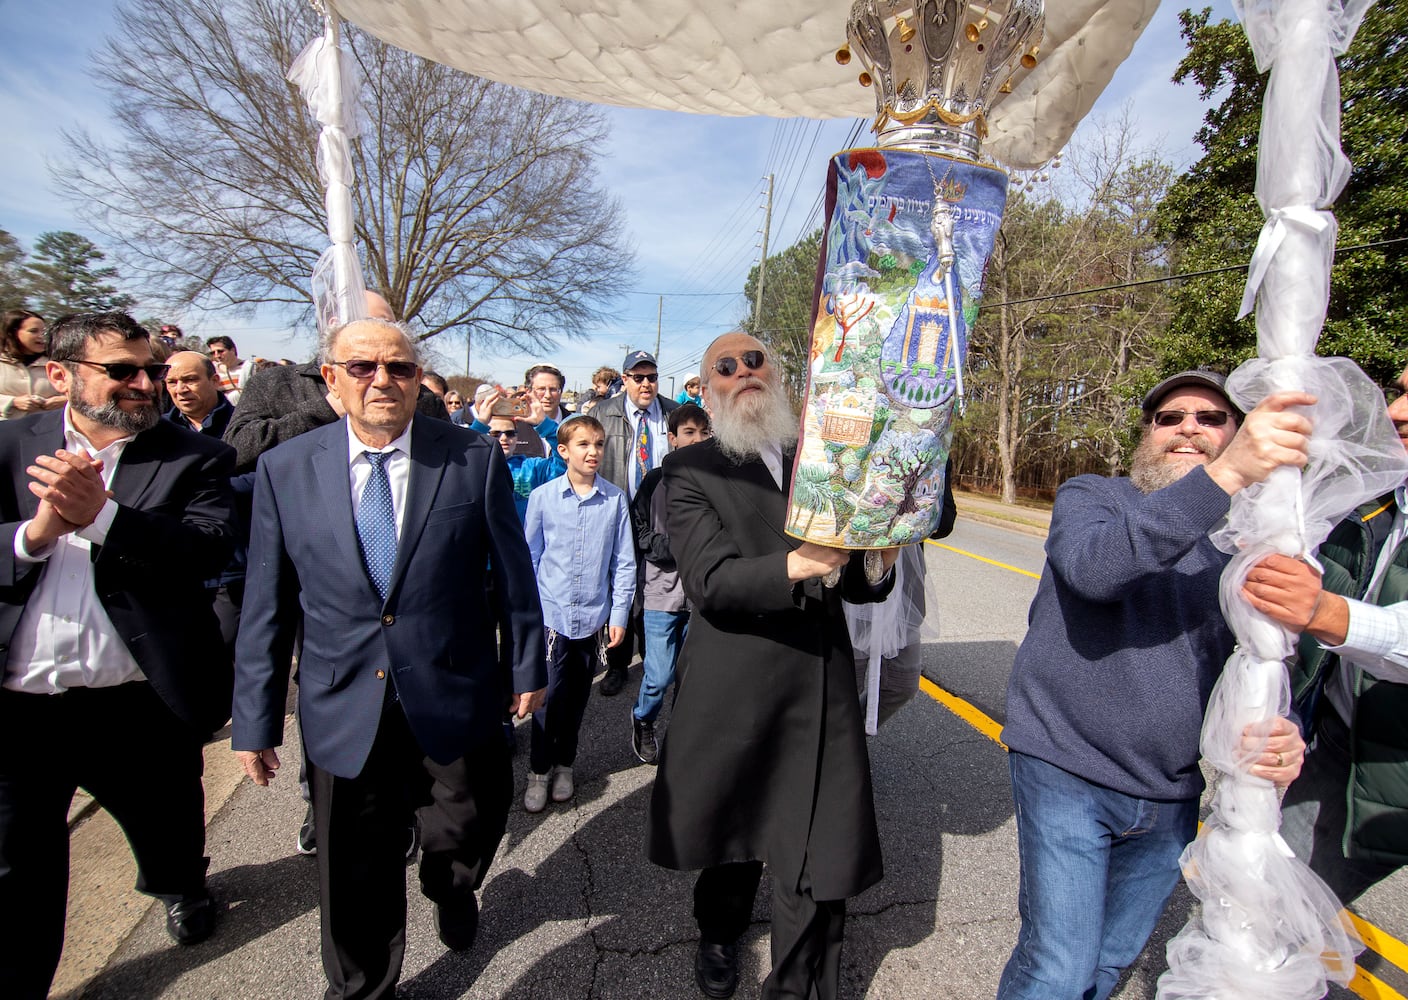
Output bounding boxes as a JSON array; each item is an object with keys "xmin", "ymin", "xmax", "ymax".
[{"xmin": 0, "ymin": 0, "xmax": 1235, "ymax": 394}]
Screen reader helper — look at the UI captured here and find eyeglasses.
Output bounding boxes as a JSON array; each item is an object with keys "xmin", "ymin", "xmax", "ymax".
[
  {"xmin": 69, "ymin": 359, "xmax": 171, "ymax": 383},
  {"xmin": 488, "ymin": 429, "xmax": 517, "ymax": 439},
  {"xmin": 1151, "ymin": 409, "xmax": 1232, "ymax": 428},
  {"xmin": 623, "ymin": 372, "xmax": 659, "ymax": 385},
  {"xmin": 329, "ymin": 359, "xmax": 419, "ymax": 380},
  {"xmin": 712, "ymin": 350, "xmax": 766, "ymax": 378},
  {"xmin": 1384, "ymin": 384, "xmax": 1405, "ymax": 406}
]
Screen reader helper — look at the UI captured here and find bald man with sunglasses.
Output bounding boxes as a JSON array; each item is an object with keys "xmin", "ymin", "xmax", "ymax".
[
  {"xmin": 996, "ymin": 369, "xmax": 1316, "ymax": 1000},
  {"xmin": 232, "ymin": 319, "xmax": 545, "ymax": 999}
]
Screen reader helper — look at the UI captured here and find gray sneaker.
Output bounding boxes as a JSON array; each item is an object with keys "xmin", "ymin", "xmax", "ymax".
[
  {"xmin": 632, "ymin": 715, "xmax": 658, "ymax": 765},
  {"xmin": 524, "ymin": 771, "xmax": 550, "ymax": 813},
  {"xmin": 550, "ymin": 766, "xmax": 574, "ymax": 802}
]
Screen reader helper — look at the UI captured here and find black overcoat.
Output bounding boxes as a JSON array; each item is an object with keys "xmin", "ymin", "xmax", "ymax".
[{"xmin": 645, "ymin": 438, "xmax": 890, "ymax": 900}]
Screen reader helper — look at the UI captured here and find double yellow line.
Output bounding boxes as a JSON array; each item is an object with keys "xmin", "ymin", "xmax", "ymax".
[{"xmin": 924, "ymin": 539, "xmax": 1408, "ymax": 999}]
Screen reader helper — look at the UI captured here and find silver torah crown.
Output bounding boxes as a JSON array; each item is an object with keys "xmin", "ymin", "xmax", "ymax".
[{"xmin": 842, "ymin": 0, "xmax": 1044, "ymax": 158}]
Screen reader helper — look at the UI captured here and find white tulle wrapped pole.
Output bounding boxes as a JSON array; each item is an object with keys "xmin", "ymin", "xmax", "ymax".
[
  {"xmin": 1156, "ymin": 0, "xmax": 1405, "ymax": 995},
  {"xmin": 288, "ymin": 2, "xmax": 370, "ymax": 337}
]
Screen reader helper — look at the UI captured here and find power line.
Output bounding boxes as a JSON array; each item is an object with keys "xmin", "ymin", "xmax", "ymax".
[
  {"xmin": 988, "ymin": 236, "xmax": 1406, "ymax": 309},
  {"xmin": 729, "ymin": 235, "xmax": 1407, "ymax": 335}
]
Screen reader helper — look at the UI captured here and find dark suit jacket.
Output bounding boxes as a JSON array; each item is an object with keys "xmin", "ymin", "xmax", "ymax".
[
  {"xmin": 645, "ymin": 438, "xmax": 890, "ymax": 900},
  {"xmin": 232, "ymin": 414, "xmax": 546, "ymax": 779},
  {"xmin": 0, "ymin": 410, "xmax": 237, "ymax": 734},
  {"xmin": 591, "ymin": 393, "xmax": 679, "ymax": 495}
]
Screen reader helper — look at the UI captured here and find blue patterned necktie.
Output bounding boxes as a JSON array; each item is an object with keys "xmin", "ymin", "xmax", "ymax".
[
  {"xmin": 634, "ymin": 410, "xmax": 652, "ymax": 491},
  {"xmin": 357, "ymin": 451, "xmax": 397, "ymax": 600}
]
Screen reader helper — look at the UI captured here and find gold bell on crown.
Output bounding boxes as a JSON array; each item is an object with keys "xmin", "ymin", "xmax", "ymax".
[{"xmin": 845, "ymin": 0, "xmax": 1045, "ymax": 158}]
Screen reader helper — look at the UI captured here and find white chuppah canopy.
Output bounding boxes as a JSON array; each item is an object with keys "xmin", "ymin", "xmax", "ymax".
[{"xmin": 330, "ymin": 0, "xmax": 1160, "ymax": 169}]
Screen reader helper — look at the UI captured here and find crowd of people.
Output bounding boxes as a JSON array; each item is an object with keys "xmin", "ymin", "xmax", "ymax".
[{"xmin": 0, "ymin": 303, "xmax": 1405, "ymax": 1000}]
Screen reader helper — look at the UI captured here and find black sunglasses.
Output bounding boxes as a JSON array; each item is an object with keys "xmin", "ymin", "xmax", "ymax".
[
  {"xmin": 329, "ymin": 359, "xmax": 419, "ymax": 380},
  {"xmin": 712, "ymin": 350, "xmax": 765, "ymax": 378},
  {"xmin": 1151, "ymin": 409, "xmax": 1232, "ymax": 428},
  {"xmin": 69, "ymin": 359, "xmax": 171, "ymax": 383},
  {"xmin": 624, "ymin": 372, "xmax": 659, "ymax": 384},
  {"xmin": 488, "ymin": 429, "xmax": 517, "ymax": 439}
]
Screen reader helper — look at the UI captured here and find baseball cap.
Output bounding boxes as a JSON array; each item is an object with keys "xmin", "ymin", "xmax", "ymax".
[
  {"xmin": 1141, "ymin": 370, "xmax": 1241, "ymax": 419},
  {"xmin": 622, "ymin": 349, "xmax": 657, "ymax": 371}
]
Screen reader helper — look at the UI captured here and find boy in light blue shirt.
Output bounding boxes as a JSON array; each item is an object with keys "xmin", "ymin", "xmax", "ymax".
[{"xmin": 522, "ymin": 415, "xmax": 636, "ymax": 811}]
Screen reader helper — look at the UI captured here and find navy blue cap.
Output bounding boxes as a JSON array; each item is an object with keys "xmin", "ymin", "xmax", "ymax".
[{"xmin": 622, "ymin": 350, "xmax": 657, "ymax": 371}]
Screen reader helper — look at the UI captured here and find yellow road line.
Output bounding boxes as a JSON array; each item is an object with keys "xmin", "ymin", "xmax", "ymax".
[
  {"xmin": 927, "ymin": 540, "xmax": 1042, "ymax": 580},
  {"xmin": 918, "ymin": 676, "xmax": 1006, "ymax": 749},
  {"xmin": 1349, "ymin": 964, "xmax": 1406, "ymax": 999}
]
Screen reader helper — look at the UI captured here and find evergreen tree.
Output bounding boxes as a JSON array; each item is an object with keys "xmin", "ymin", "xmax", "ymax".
[
  {"xmin": 742, "ymin": 229, "xmax": 824, "ymax": 402},
  {"xmin": 0, "ymin": 229, "xmax": 27, "ymax": 309},
  {"xmin": 1156, "ymin": 4, "xmax": 1406, "ymax": 382},
  {"xmin": 23, "ymin": 231, "xmax": 136, "ymax": 316}
]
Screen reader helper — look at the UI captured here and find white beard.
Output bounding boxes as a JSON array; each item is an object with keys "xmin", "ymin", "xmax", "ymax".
[
  {"xmin": 710, "ymin": 377, "xmax": 799, "ymax": 463},
  {"xmin": 1129, "ymin": 431, "xmax": 1219, "ymax": 494}
]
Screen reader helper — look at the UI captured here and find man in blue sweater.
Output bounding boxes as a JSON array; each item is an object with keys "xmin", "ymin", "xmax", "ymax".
[{"xmin": 997, "ymin": 370, "xmax": 1315, "ymax": 1000}]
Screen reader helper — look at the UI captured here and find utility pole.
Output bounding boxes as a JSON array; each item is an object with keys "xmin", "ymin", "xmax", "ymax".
[
  {"xmin": 754, "ymin": 173, "xmax": 774, "ymax": 334},
  {"xmin": 655, "ymin": 295, "xmax": 662, "ymax": 361}
]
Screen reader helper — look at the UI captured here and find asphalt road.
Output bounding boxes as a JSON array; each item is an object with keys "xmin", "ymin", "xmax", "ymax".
[{"xmin": 54, "ymin": 517, "xmax": 1408, "ymax": 999}]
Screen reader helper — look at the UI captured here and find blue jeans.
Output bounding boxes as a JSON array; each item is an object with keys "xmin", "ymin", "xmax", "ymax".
[
  {"xmin": 633, "ymin": 609, "xmax": 688, "ymax": 724},
  {"xmin": 997, "ymin": 752, "xmax": 1197, "ymax": 1000}
]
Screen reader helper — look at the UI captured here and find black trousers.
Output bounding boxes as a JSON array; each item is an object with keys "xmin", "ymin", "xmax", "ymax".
[
  {"xmin": 529, "ymin": 630, "xmax": 601, "ymax": 774},
  {"xmin": 694, "ymin": 860, "xmax": 847, "ymax": 1000},
  {"xmin": 0, "ymin": 683, "xmax": 208, "ymax": 1000},
  {"xmin": 309, "ymin": 696, "xmax": 511, "ymax": 1000}
]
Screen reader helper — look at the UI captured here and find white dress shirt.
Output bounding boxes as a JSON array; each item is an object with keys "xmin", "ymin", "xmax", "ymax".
[
  {"xmin": 4, "ymin": 408, "xmax": 142, "ymax": 694},
  {"xmin": 760, "ymin": 441, "xmax": 785, "ymax": 491},
  {"xmin": 346, "ymin": 418, "xmax": 413, "ymax": 541},
  {"xmin": 1320, "ymin": 484, "xmax": 1408, "ymax": 722},
  {"xmin": 627, "ymin": 401, "xmax": 670, "ymax": 499}
]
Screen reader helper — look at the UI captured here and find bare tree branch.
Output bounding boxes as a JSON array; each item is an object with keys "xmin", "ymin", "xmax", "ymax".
[{"xmin": 52, "ymin": 0, "xmax": 635, "ymax": 350}]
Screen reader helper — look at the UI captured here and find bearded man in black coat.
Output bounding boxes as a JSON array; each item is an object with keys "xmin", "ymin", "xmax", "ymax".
[{"xmin": 646, "ymin": 331, "xmax": 898, "ymax": 1000}]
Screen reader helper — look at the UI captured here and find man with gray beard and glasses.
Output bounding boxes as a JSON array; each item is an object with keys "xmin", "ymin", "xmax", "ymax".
[
  {"xmin": 0, "ymin": 312, "xmax": 237, "ymax": 997},
  {"xmin": 996, "ymin": 370, "xmax": 1317, "ymax": 1000},
  {"xmin": 646, "ymin": 331, "xmax": 899, "ymax": 1000}
]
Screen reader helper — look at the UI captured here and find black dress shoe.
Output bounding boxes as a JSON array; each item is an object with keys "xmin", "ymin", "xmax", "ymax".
[
  {"xmin": 599, "ymin": 665, "xmax": 627, "ymax": 697},
  {"xmin": 695, "ymin": 940, "xmax": 738, "ymax": 998},
  {"xmin": 296, "ymin": 803, "xmax": 317, "ymax": 855},
  {"xmin": 632, "ymin": 715, "xmax": 658, "ymax": 765},
  {"xmin": 166, "ymin": 889, "xmax": 216, "ymax": 946},
  {"xmin": 435, "ymin": 893, "xmax": 479, "ymax": 952}
]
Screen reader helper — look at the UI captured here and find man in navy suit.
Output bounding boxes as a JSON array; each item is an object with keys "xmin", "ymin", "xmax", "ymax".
[
  {"xmin": 232, "ymin": 318, "xmax": 546, "ymax": 1000},
  {"xmin": 0, "ymin": 312, "xmax": 236, "ymax": 998}
]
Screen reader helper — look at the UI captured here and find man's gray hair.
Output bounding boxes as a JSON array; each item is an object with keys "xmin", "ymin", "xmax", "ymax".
[{"xmin": 319, "ymin": 318, "xmax": 421, "ymax": 366}]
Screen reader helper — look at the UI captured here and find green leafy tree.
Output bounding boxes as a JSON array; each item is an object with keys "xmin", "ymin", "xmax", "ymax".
[
  {"xmin": 55, "ymin": 0, "xmax": 634, "ymax": 350},
  {"xmin": 0, "ymin": 229, "xmax": 28, "ymax": 309},
  {"xmin": 1156, "ymin": 4, "xmax": 1406, "ymax": 382},
  {"xmin": 23, "ymin": 231, "xmax": 136, "ymax": 315},
  {"xmin": 742, "ymin": 229, "xmax": 824, "ymax": 401},
  {"xmin": 957, "ymin": 114, "xmax": 1175, "ymax": 500}
]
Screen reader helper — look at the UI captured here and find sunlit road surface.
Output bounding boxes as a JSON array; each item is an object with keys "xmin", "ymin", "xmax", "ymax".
[
  {"xmin": 928, "ymin": 520, "xmax": 1408, "ymax": 1000},
  {"xmin": 55, "ymin": 515, "xmax": 1408, "ymax": 998}
]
